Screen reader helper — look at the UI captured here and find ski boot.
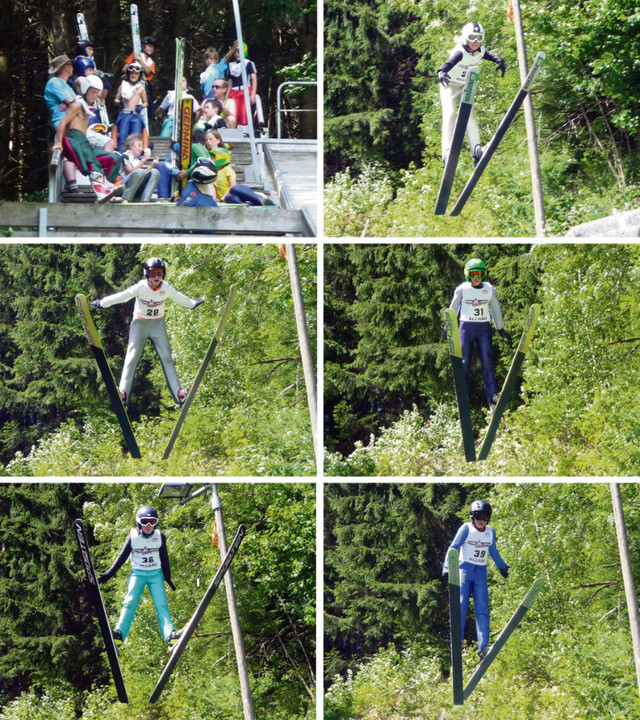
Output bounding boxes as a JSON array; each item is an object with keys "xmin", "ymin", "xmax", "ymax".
[
  {"xmin": 166, "ymin": 629, "xmax": 182, "ymax": 654},
  {"xmin": 177, "ymin": 385, "xmax": 191, "ymax": 407},
  {"xmin": 112, "ymin": 628, "xmax": 123, "ymax": 649},
  {"xmin": 478, "ymin": 644, "xmax": 491, "ymax": 661},
  {"xmin": 472, "ymin": 144, "xmax": 485, "ymax": 167},
  {"xmin": 119, "ymin": 389, "xmax": 127, "ymax": 406},
  {"xmin": 489, "ymin": 392, "xmax": 500, "ymax": 411}
]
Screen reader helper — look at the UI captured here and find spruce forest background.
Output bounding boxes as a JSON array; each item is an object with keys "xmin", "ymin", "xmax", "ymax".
[
  {"xmin": 324, "ymin": 243, "xmax": 640, "ymax": 476},
  {"xmin": 0, "ymin": 243, "xmax": 316, "ymax": 476},
  {"xmin": 0, "ymin": 482, "xmax": 315, "ymax": 719},
  {"xmin": 0, "ymin": 0, "xmax": 316, "ymax": 201},
  {"xmin": 324, "ymin": 482, "xmax": 640, "ymax": 719},
  {"xmin": 324, "ymin": 0, "xmax": 640, "ymax": 236}
]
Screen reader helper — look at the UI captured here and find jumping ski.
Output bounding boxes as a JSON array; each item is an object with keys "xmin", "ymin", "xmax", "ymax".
[
  {"xmin": 450, "ymin": 51, "xmax": 546, "ymax": 216},
  {"xmin": 171, "ymin": 38, "xmax": 185, "ymax": 195},
  {"xmin": 435, "ymin": 67, "xmax": 479, "ymax": 215},
  {"xmin": 130, "ymin": 4, "xmax": 149, "ymax": 133},
  {"xmin": 76, "ymin": 12, "xmax": 89, "ymax": 41},
  {"xmin": 463, "ymin": 578, "xmax": 545, "ymax": 701},
  {"xmin": 443, "ymin": 308, "xmax": 476, "ymax": 462},
  {"xmin": 73, "ymin": 519, "xmax": 128, "ymax": 703},
  {"xmin": 75, "ymin": 294, "xmax": 141, "ymax": 458},
  {"xmin": 448, "ymin": 549, "xmax": 464, "ymax": 706},
  {"xmin": 149, "ymin": 524, "xmax": 247, "ymax": 703},
  {"xmin": 478, "ymin": 303, "xmax": 541, "ymax": 461},
  {"xmin": 163, "ymin": 285, "xmax": 238, "ymax": 460}
]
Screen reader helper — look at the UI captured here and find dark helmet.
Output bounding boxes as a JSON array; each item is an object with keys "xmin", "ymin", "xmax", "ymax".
[
  {"xmin": 136, "ymin": 506, "xmax": 159, "ymax": 532},
  {"xmin": 73, "ymin": 55, "xmax": 95, "ymax": 77},
  {"xmin": 144, "ymin": 257, "xmax": 166, "ymax": 279},
  {"xmin": 191, "ymin": 157, "xmax": 217, "ymax": 184},
  {"xmin": 142, "ymin": 36, "xmax": 156, "ymax": 47},
  {"xmin": 470, "ymin": 499, "xmax": 492, "ymax": 523},
  {"xmin": 75, "ymin": 40, "xmax": 94, "ymax": 55}
]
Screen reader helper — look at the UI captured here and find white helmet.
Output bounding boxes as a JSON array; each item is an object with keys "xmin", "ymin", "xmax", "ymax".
[
  {"xmin": 81, "ymin": 74, "xmax": 103, "ymax": 94},
  {"xmin": 461, "ymin": 22, "xmax": 485, "ymax": 44}
]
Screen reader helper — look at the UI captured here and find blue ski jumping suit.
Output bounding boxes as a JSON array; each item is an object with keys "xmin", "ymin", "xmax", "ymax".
[
  {"xmin": 98, "ymin": 528, "xmax": 176, "ymax": 642},
  {"xmin": 443, "ymin": 521, "xmax": 508, "ymax": 652}
]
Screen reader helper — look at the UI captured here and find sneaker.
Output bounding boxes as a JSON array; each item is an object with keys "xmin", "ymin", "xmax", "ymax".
[
  {"xmin": 177, "ymin": 386, "xmax": 191, "ymax": 405},
  {"xmin": 93, "ymin": 181, "xmax": 125, "ymax": 204},
  {"xmin": 478, "ymin": 644, "xmax": 491, "ymax": 661},
  {"xmin": 167, "ymin": 629, "xmax": 182, "ymax": 653},
  {"xmin": 112, "ymin": 628, "xmax": 123, "ymax": 647},
  {"xmin": 260, "ymin": 194, "xmax": 276, "ymax": 207}
]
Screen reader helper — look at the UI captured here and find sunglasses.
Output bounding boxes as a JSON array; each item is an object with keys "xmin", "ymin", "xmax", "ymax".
[{"xmin": 213, "ymin": 84, "xmax": 226, "ymax": 89}]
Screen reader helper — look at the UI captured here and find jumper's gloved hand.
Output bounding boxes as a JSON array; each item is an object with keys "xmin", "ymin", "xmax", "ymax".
[
  {"xmin": 97, "ymin": 573, "xmax": 109, "ymax": 584},
  {"xmin": 166, "ymin": 578, "xmax": 176, "ymax": 591},
  {"xmin": 499, "ymin": 565, "xmax": 510, "ymax": 579},
  {"xmin": 498, "ymin": 328, "xmax": 513, "ymax": 345},
  {"xmin": 438, "ymin": 71, "xmax": 451, "ymax": 88},
  {"xmin": 441, "ymin": 325, "xmax": 448, "ymax": 341},
  {"xmin": 193, "ymin": 297, "xmax": 205, "ymax": 309},
  {"xmin": 495, "ymin": 57, "xmax": 506, "ymax": 77},
  {"xmin": 135, "ymin": 104, "xmax": 144, "ymax": 114},
  {"xmin": 91, "ymin": 300, "xmax": 102, "ymax": 309},
  {"xmin": 442, "ymin": 571, "xmax": 449, "ymax": 583}
]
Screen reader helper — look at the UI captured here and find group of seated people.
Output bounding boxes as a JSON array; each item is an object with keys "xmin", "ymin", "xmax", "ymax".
[{"xmin": 46, "ymin": 38, "xmax": 268, "ymax": 204}]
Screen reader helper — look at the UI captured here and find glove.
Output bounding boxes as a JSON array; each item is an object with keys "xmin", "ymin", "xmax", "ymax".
[
  {"xmin": 441, "ymin": 325, "xmax": 448, "ymax": 341},
  {"xmin": 193, "ymin": 297, "xmax": 205, "ymax": 309},
  {"xmin": 97, "ymin": 573, "xmax": 109, "ymax": 584},
  {"xmin": 495, "ymin": 57, "xmax": 506, "ymax": 78},
  {"xmin": 91, "ymin": 300, "xmax": 102, "ymax": 309},
  {"xmin": 135, "ymin": 104, "xmax": 144, "ymax": 114},
  {"xmin": 498, "ymin": 328, "xmax": 513, "ymax": 345},
  {"xmin": 438, "ymin": 70, "xmax": 451, "ymax": 88},
  {"xmin": 166, "ymin": 578, "xmax": 176, "ymax": 591},
  {"xmin": 499, "ymin": 566, "xmax": 510, "ymax": 579},
  {"xmin": 442, "ymin": 571, "xmax": 449, "ymax": 582},
  {"xmin": 172, "ymin": 141, "xmax": 181, "ymax": 152}
]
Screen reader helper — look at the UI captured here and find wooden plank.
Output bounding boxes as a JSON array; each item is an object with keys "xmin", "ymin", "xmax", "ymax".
[{"xmin": 0, "ymin": 202, "xmax": 304, "ymax": 236}]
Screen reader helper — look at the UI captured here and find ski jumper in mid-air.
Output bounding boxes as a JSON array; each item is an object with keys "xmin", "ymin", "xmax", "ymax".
[
  {"xmin": 91, "ymin": 257, "xmax": 204, "ymax": 406},
  {"xmin": 447, "ymin": 258, "xmax": 512, "ymax": 407},
  {"xmin": 98, "ymin": 506, "xmax": 181, "ymax": 650},
  {"xmin": 437, "ymin": 22, "xmax": 505, "ymax": 164},
  {"xmin": 443, "ymin": 500, "xmax": 509, "ymax": 659}
]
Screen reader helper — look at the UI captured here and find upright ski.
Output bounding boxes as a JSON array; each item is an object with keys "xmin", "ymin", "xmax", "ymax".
[
  {"xmin": 73, "ymin": 519, "xmax": 128, "ymax": 703},
  {"xmin": 149, "ymin": 524, "xmax": 246, "ymax": 704},
  {"xmin": 130, "ymin": 4, "xmax": 149, "ymax": 134},
  {"xmin": 76, "ymin": 12, "xmax": 89, "ymax": 41},
  {"xmin": 463, "ymin": 578, "xmax": 545, "ymax": 701},
  {"xmin": 75, "ymin": 294, "xmax": 141, "ymax": 458},
  {"xmin": 478, "ymin": 303, "xmax": 541, "ymax": 461},
  {"xmin": 443, "ymin": 309, "xmax": 476, "ymax": 462},
  {"xmin": 448, "ymin": 549, "xmax": 464, "ymax": 706},
  {"xmin": 163, "ymin": 285, "xmax": 238, "ymax": 460},
  {"xmin": 179, "ymin": 96, "xmax": 193, "ymax": 191},
  {"xmin": 450, "ymin": 52, "xmax": 546, "ymax": 216},
  {"xmin": 435, "ymin": 67, "xmax": 479, "ymax": 215},
  {"xmin": 171, "ymin": 38, "xmax": 186, "ymax": 194}
]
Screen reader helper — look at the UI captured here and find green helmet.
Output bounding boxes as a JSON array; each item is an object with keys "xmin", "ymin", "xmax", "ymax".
[{"xmin": 464, "ymin": 258, "xmax": 486, "ymax": 282}]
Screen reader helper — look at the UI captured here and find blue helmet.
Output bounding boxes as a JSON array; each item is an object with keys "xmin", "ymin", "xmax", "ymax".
[
  {"xmin": 73, "ymin": 55, "xmax": 95, "ymax": 77},
  {"xmin": 136, "ymin": 506, "xmax": 159, "ymax": 532}
]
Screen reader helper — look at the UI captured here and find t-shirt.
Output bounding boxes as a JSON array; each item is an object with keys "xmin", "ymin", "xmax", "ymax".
[{"xmin": 44, "ymin": 76, "xmax": 76, "ymax": 129}]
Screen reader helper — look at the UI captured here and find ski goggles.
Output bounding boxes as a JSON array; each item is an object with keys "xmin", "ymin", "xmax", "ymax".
[
  {"xmin": 147, "ymin": 268, "xmax": 163, "ymax": 278},
  {"xmin": 468, "ymin": 270, "xmax": 486, "ymax": 278},
  {"xmin": 127, "ymin": 62, "xmax": 142, "ymax": 72},
  {"xmin": 472, "ymin": 512, "xmax": 489, "ymax": 522},
  {"xmin": 466, "ymin": 33, "xmax": 483, "ymax": 42},
  {"xmin": 139, "ymin": 517, "xmax": 158, "ymax": 527}
]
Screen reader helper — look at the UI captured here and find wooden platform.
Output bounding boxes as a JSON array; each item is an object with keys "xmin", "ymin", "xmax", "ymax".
[{"xmin": 0, "ymin": 202, "xmax": 308, "ymax": 237}]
